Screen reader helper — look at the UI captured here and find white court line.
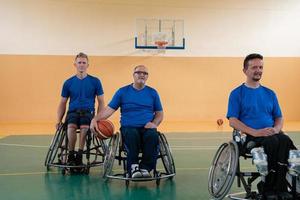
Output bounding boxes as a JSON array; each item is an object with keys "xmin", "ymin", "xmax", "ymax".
[
  {"xmin": 172, "ymin": 147, "xmax": 218, "ymax": 150},
  {"xmin": 1, "ymin": 142, "xmax": 299, "ymax": 151},
  {"xmin": 173, "ymin": 145, "xmax": 218, "ymax": 148},
  {"xmin": 0, "ymin": 166, "xmax": 257, "ymax": 177},
  {"xmin": 0, "ymin": 171, "xmax": 58, "ymax": 176},
  {"xmin": 168, "ymin": 137, "xmax": 230, "ymax": 140},
  {"xmin": 0, "ymin": 143, "xmax": 48, "ymax": 148},
  {"xmin": 227, "ymin": 190, "xmax": 258, "ymax": 198},
  {"xmin": 227, "ymin": 191, "xmax": 249, "ymax": 196},
  {"xmin": 0, "ymin": 142, "xmax": 217, "ymax": 150},
  {"xmin": 0, "ymin": 168, "xmax": 209, "ymax": 176}
]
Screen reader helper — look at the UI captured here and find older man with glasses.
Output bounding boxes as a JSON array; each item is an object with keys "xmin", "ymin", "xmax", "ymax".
[{"xmin": 90, "ymin": 65, "xmax": 164, "ymax": 178}]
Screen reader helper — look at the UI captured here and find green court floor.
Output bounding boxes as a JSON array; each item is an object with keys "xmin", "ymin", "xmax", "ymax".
[{"xmin": 1, "ymin": 132, "xmax": 300, "ymax": 200}]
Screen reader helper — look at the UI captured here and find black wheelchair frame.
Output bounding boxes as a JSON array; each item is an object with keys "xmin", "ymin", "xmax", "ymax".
[
  {"xmin": 208, "ymin": 130, "xmax": 300, "ymax": 200},
  {"xmin": 44, "ymin": 123, "xmax": 107, "ymax": 175},
  {"xmin": 102, "ymin": 131, "xmax": 176, "ymax": 186},
  {"xmin": 208, "ymin": 130, "xmax": 262, "ymax": 200}
]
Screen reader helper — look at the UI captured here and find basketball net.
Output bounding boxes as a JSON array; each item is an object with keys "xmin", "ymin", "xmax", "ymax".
[
  {"xmin": 154, "ymin": 41, "xmax": 168, "ymax": 49},
  {"xmin": 152, "ymin": 32, "xmax": 168, "ymax": 49}
]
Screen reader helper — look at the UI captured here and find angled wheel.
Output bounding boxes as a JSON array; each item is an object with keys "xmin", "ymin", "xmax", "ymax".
[
  {"xmin": 158, "ymin": 133, "xmax": 176, "ymax": 175},
  {"xmin": 44, "ymin": 124, "xmax": 66, "ymax": 167},
  {"xmin": 93, "ymin": 136, "xmax": 108, "ymax": 156},
  {"xmin": 287, "ymin": 173, "xmax": 300, "ymax": 194},
  {"xmin": 103, "ymin": 133, "xmax": 120, "ymax": 179},
  {"xmin": 208, "ymin": 141, "xmax": 239, "ymax": 200}
]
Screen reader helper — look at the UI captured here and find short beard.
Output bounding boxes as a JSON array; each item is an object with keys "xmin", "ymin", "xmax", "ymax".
[{"xmin": 252, "ymin": 77, "xmax": 261, "ymax": 82}]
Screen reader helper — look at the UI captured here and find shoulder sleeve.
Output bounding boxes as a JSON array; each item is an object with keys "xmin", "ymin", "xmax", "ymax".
[
  {"xmin": 226, "ymin": 88, "xmax": 241, "ymax": 119},
  {"xmin": 61, "ymin": 80, "xmax": 69, "ymax": 98},
  {"xmin": 95, "ymin": 78, "xmax": 104, "ymax": 96},
  {"xmin": 108, "ymin": 88, "xmax": 122, "ymax": 110}
]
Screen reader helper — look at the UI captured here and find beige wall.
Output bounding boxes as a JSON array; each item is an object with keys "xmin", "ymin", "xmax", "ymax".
[
  {"xmin": 1, "ymin": 0, "xmax": 300, "ymax": 132},
  {"xmin": 1, "ymin": 55, "xmax": 300, "ymax": 125},
  {"xmin": 1, "ymin": 0, "xmax": 300, "ymax": 56}
]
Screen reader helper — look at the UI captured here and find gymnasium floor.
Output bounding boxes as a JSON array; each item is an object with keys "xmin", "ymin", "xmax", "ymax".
[{"xmin": 1, "ymin": 132, "xmax": 300, "ymax": 200}]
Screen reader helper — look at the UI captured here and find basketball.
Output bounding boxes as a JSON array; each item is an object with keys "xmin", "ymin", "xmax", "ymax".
[
  {"xmin": 217, "ymin": 118, "xmax": 224, "ymax": 126},
  {"xmin": 96, "ymin": 119, "xmax": 115, "ymax": 140}
]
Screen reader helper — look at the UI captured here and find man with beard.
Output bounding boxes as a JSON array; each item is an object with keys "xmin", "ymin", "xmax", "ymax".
[
  {"xmin": 227, "ymin": 53, "xmax": 296, "ymax": 199},
  {"xmin": 90, "ymin": 65, "xmax": 163, "ymax": 178}
]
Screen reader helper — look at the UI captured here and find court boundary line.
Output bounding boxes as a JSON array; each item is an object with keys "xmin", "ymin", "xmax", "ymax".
[
  {"xmin": 2, "ymin": 142, "xmax": 299, "ymax": 150},
  {"xmin": 0, "ymin": 171, "xmax": 58, "ymax": 176},
  {"xmin": 0, "ymin": 142, "xmax": 220, "ymax": 150},
  {"xmin": 0, "ymin": 166, "xmax": 257, "ymax": 177},
  {"xmin": 0, "ymin": 143, "xmax": 48, "ymax": 148}
]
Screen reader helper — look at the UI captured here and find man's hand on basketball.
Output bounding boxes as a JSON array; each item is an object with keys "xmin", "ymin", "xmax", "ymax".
[
  {"xmin": 144, "ymin": 122, "xmax": 157, "ymax": 129},
  {"xmin": 90, "ymin": 118, "xmax": 101, "ymax": 136}
]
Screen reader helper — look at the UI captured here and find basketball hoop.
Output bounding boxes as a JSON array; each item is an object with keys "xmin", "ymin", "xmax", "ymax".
[
  {"xmin": 152, "ymin": 32, "xmax": 169, "ymax": 49},
  {"xmin": 154, "ymin": 40, "xmax": 168, "ymax": 49}
]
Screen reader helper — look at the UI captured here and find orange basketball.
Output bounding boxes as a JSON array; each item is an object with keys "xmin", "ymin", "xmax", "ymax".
[
  {"xmin": 96, "ymin": 119, "xmax": 115, "ymax": 140},
  {"xmin": 217, "ymin": 118, "xmax": 224, "ymax": 126}
]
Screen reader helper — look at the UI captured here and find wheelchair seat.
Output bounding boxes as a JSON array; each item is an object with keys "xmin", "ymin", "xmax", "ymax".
[
  {"xmin": 44, "ymin": 123, "xmax": 107, "ymax": 175},
  {"xmin": 102, "ymin": 131, "xmax": 176, "ymax": 186}
]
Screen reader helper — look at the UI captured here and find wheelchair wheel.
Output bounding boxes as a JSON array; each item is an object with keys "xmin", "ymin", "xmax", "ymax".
[
  {"xmin": 93, "ymin": 135, "xmax": 108, "ymax": 156},
  {"xmin": 158, "ymin": 133, "xmax": 176, "ymax": 175},
  {"xmin": 44, "ymin": 124, "xmax": 66, "ymax": 167},
  {"xmin": 208, "ymin": 141, "xmax": 239, "ymax": 200},
  {"xmin": 103, "ymin": 133, "xmax": 120, "ymax": 179}
]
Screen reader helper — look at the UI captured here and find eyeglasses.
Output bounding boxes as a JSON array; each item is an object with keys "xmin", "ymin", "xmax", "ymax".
[{"xmin": 134, "ymin": 71, "xmax": 148, "ymax": 75}]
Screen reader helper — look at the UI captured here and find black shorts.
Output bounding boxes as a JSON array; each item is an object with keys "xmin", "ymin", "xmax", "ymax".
[{"xmin": 66, "ymin": 110, "xmax": 94, "ymax": 127}]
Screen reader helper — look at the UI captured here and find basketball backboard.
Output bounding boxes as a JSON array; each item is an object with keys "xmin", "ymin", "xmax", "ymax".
[{"xmin": 135, "ymin": 19, "xmax": 185, "ymax": 49}]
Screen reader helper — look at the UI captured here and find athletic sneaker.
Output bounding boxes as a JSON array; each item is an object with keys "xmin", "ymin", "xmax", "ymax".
[
  {"xmin": 140, "ymin": 169, "xmax": 151, "ymax": 178},
  {"xmin": 131, "ymin": 164, "xmax": 142, "ymax": 178},
  {"xmin": 75, "ymin": 153, "xmax": 83, "ymax": 166},
  {"xmin": 67, "ymin": 153, "xmax": 76, "ymax": 166},
  {"xmin": 277, "ymin": 192, "xmax": 293, "ymax": 200}
]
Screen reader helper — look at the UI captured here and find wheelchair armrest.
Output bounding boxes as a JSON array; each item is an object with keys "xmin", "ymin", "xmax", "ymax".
[
  {"xmin": 232, "ymin": 129, "xmax": 246, "ymax": 143},
  {"xmin": 232, "ymin": 129, "xmax": 258, "ymax": 157}
]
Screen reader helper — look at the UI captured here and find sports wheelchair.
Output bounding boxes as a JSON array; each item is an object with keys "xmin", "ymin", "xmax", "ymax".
[
  {"xmin": 102, "ymin": 131, "xmax": 175, "ymax": 186},
  {"xmin": 208, "ymin": 130, "xmax": 300, "ymax": 200},
  {"xmin": 44, "ymin": 123, "xmax": 107, "ymax": 175}
]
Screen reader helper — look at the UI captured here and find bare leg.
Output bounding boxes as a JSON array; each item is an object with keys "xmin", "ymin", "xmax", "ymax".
[
  {"xmin": 67, "ymin": 124, "xmax": 78, "ymax": 151},
  {"xmin": 67, "ymin": 124, "xmax": 77, "ymax": 165},
  {"xmin": 79, "ymin": 126, "xmax": 89, "ymax": 150},
  {"xmin": 74, "ymin": 126, "xmax": 89, "ymax": 165}
]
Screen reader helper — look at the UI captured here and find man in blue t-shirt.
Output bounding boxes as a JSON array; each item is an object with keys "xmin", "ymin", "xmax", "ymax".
[
  {"xmin": 90, "ymin": 65, "xmax": 164, "ymax": 178},
  {"xmin": 56, "ymin": 52, "xmax": 105, "ymax": 166},
  {"xmin": 227, "ymin": 53, "xmax": 296, "ymax": 199}
]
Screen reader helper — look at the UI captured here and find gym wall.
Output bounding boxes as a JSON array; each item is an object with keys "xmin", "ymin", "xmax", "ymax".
[{"xmin": 1, "ymin": 0, "xmax": 300, "ymax": 132}]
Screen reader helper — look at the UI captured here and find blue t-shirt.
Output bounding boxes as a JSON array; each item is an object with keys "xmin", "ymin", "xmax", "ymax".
[
  {"xmin": 61, "ymin": 75, "xmax": 104, "ymax": 112},
  {"xmin": 226, "ymin": 84, "xmax": 282, "ymax": 129},
  {"xmin": 108, "ymin": 84, "xmax": 163, "ymax": 127}
]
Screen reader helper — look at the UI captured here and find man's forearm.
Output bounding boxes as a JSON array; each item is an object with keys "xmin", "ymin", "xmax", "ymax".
[
  {"xmin": 93, "ymin": 106, "xmax": 115, "ymax": 121},
  {"xmin": 273, "ymin": 117, "xmax": 283, "ymax": 133},
  {"xmin": 57, "ymin": 104, "xmax": 66, "ymax": 123},
  {"xmin": 229, "ymin": 117, "xmax": 256, "ymax": 136},
  {"xmin": 152, "ymin": 111, "xmax": 163, "ymax": 127}
]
